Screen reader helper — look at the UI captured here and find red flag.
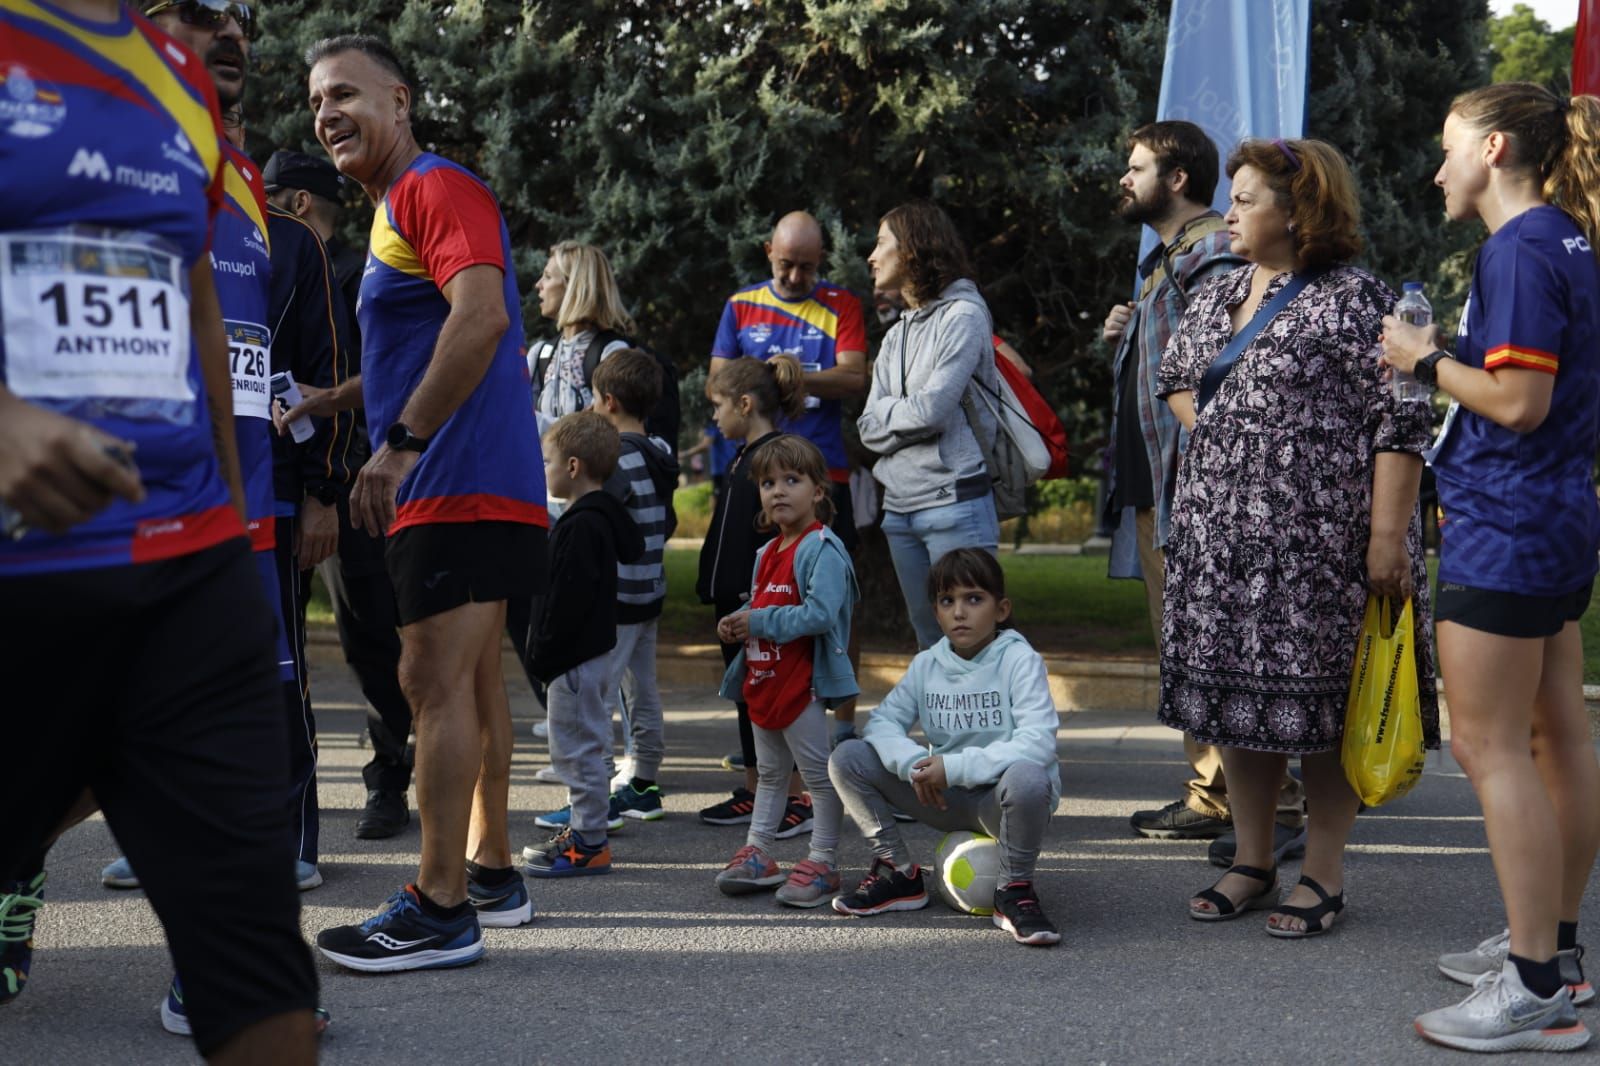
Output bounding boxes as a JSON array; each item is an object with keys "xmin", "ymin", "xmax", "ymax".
[{"xmin": 1578, "ymin": 0, "xmax": 1600, "ymax": 96}]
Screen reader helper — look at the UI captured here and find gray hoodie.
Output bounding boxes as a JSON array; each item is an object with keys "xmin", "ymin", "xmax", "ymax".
[{"xmin": 857, "ymin": 278, "xmax": 998, "ymax": 513}]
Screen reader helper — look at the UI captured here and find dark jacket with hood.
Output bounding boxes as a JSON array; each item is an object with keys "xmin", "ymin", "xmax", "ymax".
[
  {"xmin": 696, "ymin": 430, "xmax": 782, "ymax": 608},
  {"xmin": 528, "ymin": 489, "xmax": 645, "ymax": 682}
]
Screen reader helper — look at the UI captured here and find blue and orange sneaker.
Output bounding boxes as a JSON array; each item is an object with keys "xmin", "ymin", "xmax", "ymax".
[
  {"xmin": 315, "ymin": 885, "xmax": 484, "ymax": 973},
  {"xmin": 0, "ymin": 871, "xmax": 44, "ymax": 1005},
  {"xmin": 522, "ymin": 829, "xmax": 612, "ymax": 878}
]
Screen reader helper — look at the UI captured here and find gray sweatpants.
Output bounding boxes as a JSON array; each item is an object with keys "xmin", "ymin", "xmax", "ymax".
[
  {"xmin": 546, "ymin": 654, "xmax": 611, "ymax": 840},
  {"xmin": 749, "ymin": 700, "xmax": 842, "ymax": 865},
  {"xmin": 829, "ymin": 738, "xmax": 1052, "ymax": 882},
  {"xmin": 603, "ymin": 620, "xmax": 665, "ymax": 782}
]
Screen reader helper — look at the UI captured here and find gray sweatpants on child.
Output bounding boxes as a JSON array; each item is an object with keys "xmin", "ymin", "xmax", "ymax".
[
  {"xmin": 603, "ymin": 620, "xmax": 664, "ymax": 781},
  {"xmin": 547, "ymin": 654, "xmax": 612, "ymax": 840},
  {"xmin": 749, "ymin": 700, "xmax": 842, "ymax": 865},
  {"xmin": 829, "ymin": 738, "xmax": 1051, "ymax": 881}
]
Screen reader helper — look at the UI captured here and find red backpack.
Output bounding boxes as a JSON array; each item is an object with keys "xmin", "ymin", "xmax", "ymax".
[{"xmin": 994, "ymin": 339, "xmax": 1069, "ymax": 479}]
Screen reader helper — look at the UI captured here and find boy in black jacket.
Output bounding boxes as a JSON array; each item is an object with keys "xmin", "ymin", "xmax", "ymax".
[{"xmin": 523, "ymin": 412, "xmax": 644, "ymax": 877}]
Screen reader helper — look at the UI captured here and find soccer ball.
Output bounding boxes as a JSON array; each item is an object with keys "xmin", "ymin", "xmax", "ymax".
[{"xmin": 933, "ymin": 831, "xmax": 1001, "ymax": 916}]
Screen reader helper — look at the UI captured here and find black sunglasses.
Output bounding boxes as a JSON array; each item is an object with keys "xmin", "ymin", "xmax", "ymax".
[{"xmin": 145, "ymin": 0, "xmax": 257, "ymax": 40}]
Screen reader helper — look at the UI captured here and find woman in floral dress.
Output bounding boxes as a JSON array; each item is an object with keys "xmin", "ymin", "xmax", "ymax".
[{"xmin": 1156, "ymin": 138, "xmax": 1438, "ymax": 937}]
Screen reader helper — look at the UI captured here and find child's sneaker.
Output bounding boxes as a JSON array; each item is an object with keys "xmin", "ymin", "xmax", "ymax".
[
  {"xmin": 774, "ymin": 794, "xmax": 814, "ymax": 839},
  {"xmin": 465, "ymin": 868, "xmax": 534, "ymax": 927},
  {"xmin": 535, "ymin": 797, "xmax": 625, "ymax": 832},
  {"xmin": 775, "ymin": 859, "xmax": 840, "ymax": 908},
  {"xmin": 720, "ymin": 752, "xmax": 746, "ymax": 771},
  {"xmin": 613, "ymin": 782, "xmax": 664, "ymax": 821},
  {"xmin": 609, "ymin": 756, "xmax": 636, "ymax": 792},
  {"xmin": 832, "ymin": 858, "xmax": 929, "ymax": 917},
  {"xmin": 1, "ymin": 871, "xmax": 45, "ymax": 1005},
  {"xmin": 699, "ymin": 788, "xmax": 755, "ymax": 825},
  {"xmin": 992, "ymin": 881, "xmax": 1061, "ymax": 946},
  {"xmin": 534, "ymin": 765, "xmax": 568, "ymax": 785},
  {"xmin": 523, "ymin": 829, "xmax": 612, "ymax": 878},
  {"xmin": 161, "ymin": 975, "xmax": 331, "ymax": 1037},
  {"xmin": 716, "ymin": 845, "xmax": 785, "ymax": 895}
]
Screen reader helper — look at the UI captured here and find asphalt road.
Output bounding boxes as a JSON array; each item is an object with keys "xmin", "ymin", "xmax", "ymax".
[{"xmin": 6, "ymin": 641, "xmax": 1591, "ymax": 1064}]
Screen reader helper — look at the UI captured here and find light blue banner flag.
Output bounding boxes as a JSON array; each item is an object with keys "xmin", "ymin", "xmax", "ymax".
[{"xmin": 1136, "ymin": 0, "xmax": 1312, "ymax": 261}]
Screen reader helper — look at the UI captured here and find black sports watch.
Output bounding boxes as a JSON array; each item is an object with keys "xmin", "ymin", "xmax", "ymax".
[
  {"xmin": 1413, "ymin": 349, "xmax": 1450, "ymax": 388},
  {"xmin": 385, "ymin": 422, "xmax": 430, "ymax": 453}
]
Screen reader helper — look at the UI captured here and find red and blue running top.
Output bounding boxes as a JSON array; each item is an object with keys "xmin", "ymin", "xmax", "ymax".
[
  {"xmin": 711, "ymin": 280, "xmax": 866, "ymax": 482},
  {"xmin": 0, "ymin": 0, "xmax": 241, "ymax": 576},
  {"xmin": 357, "ymin": 152, "xmax": 547, "ymax": 534},
  {"xmin": 1433, "ymin": 205, "xmax": 1600, "ymax": 597},
  {"xmin": 215, "ymin": 143, "xmax": 275, "ymax": 552}
]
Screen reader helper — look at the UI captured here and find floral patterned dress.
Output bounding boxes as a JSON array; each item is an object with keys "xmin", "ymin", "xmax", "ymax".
[{"xmin": 1154, "ymin": 264, "xmax": 1439, "ymax": 754}]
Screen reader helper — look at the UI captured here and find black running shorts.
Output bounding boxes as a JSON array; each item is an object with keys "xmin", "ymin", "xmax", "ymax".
[
  {"xmin": 385, "ymin": 520, "xmax": 547, "ymax": 627},
  {"xmin": 1435, "ymin": 579, "xmax": 1594, "ymax": 639},
  {"xmin": 0, "ymin": 538, "xmax": 319, "ymax": 1054}
]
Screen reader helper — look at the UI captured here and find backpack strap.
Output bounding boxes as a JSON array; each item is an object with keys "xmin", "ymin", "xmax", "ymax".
[
  {"xmin": 1195, "ymin": 267, "xmax": 1329, "ymax": 412},
  {"xmin": 583, "ymin": 329, "xmax": 625, "ymax": 389}
]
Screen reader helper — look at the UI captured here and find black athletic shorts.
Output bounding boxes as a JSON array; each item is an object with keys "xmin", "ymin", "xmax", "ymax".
[
  {"xmin": 386, "ymin": 520, "xmax": 547, "ymax": 627},
  {"xmin": 1435, "ymin": 579, "xmax": 1594, "ymax": 639},
  {"xmin": 829, "ymin": 480, "xmax": 860, "ymax": 554},
  {"xmin": 0, "ymin": 538, "xmax": 318, "ymax": 1054}
]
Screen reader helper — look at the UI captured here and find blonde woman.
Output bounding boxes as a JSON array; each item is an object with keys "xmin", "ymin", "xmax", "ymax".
[{"xmin": 530, "ymin": 241, "xmax": 636, "ymax": 435}]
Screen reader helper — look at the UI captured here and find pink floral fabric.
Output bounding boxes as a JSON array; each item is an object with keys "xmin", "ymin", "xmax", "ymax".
[{"xmin": 1155, "ymin": 264, "xmax": 1439, "ymax": 753}]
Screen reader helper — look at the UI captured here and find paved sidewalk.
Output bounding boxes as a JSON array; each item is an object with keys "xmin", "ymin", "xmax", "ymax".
[{"xmin": 7, "ymin": 642, "xmax": 1588, "ymax": 1064}]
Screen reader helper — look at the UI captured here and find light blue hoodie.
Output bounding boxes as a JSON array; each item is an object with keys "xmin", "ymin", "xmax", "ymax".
[{"xmin": 862, "ymin": 628, "xmax": 1061, "ymax": 808}]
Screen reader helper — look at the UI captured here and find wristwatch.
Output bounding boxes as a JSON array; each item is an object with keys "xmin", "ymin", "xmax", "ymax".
[
  {"xmin": 385, "ymin": 422, "xmax": 430, "ymax": 453},
  {"xmin": 1413, "ymin": 349, "xmax": 1450, "ymax": 388}
]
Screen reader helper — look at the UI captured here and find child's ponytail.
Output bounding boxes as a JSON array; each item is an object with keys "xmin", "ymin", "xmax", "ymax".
[
  {"xmin": 1549, "ymin": 94, "xmax": 1600, "ymax": 257},
  {"xmin": 709, "ymin": 355, "xmax": 810, "ymax": 422}
]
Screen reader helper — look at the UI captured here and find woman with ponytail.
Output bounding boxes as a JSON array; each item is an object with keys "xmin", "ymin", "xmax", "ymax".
[{"xmin": 1385, "ymin": 84, "xmax": 1600, "ymax": 1053}]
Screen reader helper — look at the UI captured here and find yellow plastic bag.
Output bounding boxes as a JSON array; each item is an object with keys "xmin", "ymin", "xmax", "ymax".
[{"xmin": 1341, "ymin": 595, "xmax": 1426, "ymax": 807}]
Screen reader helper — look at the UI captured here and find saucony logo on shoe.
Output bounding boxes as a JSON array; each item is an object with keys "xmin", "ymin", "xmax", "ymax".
[{"xmin": 367, "ymin": 933, "xmax": 434, "ymax": 951}]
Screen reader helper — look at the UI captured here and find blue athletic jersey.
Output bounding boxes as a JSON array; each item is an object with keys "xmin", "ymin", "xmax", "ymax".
[
  {"xmin": 0, "ymin": 0, "xmax": 241, "ymax": 576},
  {"xmin": 357, "ymin": 152, "xmax": 546, "ymax": 533},
  {"xmin": 214, "ymin": 143, "xmax": 274, "ymax": 551},
  {"xmin": 1433, "ymin": 206, "xmax": 1600, "ymax": 596},
  {"xmin": 711, "ymin": 280, "xmax": 866, "ymax": 480}
]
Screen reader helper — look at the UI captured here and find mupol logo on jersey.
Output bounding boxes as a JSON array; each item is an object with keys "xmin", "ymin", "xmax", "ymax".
[
  {"xmin": 67, "ymin": 148, "xmax": 111, "ymax": 181},
  {"xmin": 163, "ymin": 130, "xmax": 209, "ymax": 178},
  {"xmin": 748, "ymin": 323, "xmax": 772, "ymax": 344},
  {"xmin": 1, "ymin": 65, "xmax": 66, "ymax": 139},
  {"xmin": 210, "ymin": 252, "xmax": 257, "ymax": 278}
]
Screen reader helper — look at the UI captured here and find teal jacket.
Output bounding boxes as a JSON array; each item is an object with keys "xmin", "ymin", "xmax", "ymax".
[{"xmin": 719, "ymin": 525, "xmax": 860, "ymax": 706}]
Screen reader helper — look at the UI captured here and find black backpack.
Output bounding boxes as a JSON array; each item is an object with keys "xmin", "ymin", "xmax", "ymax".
[{"xmin": 534, "ymin": 330, "xmax": 681, "ymax": 451}]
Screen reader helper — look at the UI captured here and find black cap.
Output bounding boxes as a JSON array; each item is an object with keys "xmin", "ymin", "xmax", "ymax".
[{"xmin": 263, "ymin": 149, "xmax": 345, "ymax": 203}]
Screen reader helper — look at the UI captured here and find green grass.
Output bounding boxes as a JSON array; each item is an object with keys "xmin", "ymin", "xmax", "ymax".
[{"xmin": 305, "ymin": 549, "xmax": 1600, "ymax": 681}]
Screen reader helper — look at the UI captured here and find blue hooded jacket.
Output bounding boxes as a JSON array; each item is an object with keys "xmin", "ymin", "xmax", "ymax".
[{"xmin": 719, "ymin": 525, "xmax": 859, "ymax": 706}]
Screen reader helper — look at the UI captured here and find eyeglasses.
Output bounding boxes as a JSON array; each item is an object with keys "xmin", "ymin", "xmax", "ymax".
[{"xmin": 145, "ymin": 0, "xmax": 257, "ymax": 40}]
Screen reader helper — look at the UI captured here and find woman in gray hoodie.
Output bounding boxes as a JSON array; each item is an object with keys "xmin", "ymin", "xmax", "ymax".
[{"xmin": 857, "ymin": 201, "xmax": 1001, "ymax": 648}]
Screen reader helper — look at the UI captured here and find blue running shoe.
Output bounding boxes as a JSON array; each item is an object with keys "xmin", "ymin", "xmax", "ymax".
[
  {"xmin": 161, "ymin": 976, "xmax": 331, "ymax": 1036},
  {"xmin": 315, "ymin": 885, "xmax": 484, "ymax": 973},
  {"xmin": 1, "ymin": 871, "xmax": 44, "ymax": 1005},
  {"xmin": 466, "ymin": 869, "xmax": 534, "ymax": 927},
  {"xmin": 101, "ymin": 857, "xmax": 138, "ymax": 890},
  {"xmin": 534, "ymin": 796, "xmax": 624, "ymax": 832}
]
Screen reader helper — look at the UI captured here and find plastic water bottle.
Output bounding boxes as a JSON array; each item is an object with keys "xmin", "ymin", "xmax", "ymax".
[
  {"xmin": 270, "ymin": 371, "xmax": 315, "ymax": 443},
  {"xmin": 1391, "ymin": 282, "xmax": 1432, "ymax": 402}
]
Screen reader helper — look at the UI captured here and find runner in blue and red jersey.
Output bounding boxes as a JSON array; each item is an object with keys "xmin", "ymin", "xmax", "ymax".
[
  {"xmin": 0, "ymin": 0, "xmax": 317, "ymax": 1059},
  {"xmin": 1384, "ymin": 83, "xmax": 1600, "ymax": 1052},
  {"xmin": 306, "ymin": 33, "xmax": 547, "ymax": 973}
]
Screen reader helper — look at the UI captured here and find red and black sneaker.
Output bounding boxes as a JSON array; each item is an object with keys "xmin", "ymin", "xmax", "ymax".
[
  {"xmin": 698, "ymin": 788, "xmax": 755, "ymax": 826},
  {"xmin": 992, "ymin": 881, "xmax": 1061, "ymax": 946},
  {"xmin": 774, "ymin": 794, "xmax": 814, "ymax": 839},
  {"xmin": 831, "ymin": 858, "xmax": 929, "ymax": 917}
]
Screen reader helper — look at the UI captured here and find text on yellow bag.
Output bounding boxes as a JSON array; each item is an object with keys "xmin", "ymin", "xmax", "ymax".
[{"xmin": 1341, "ymin": 595, "xmax": 1425, "ymax": 807}]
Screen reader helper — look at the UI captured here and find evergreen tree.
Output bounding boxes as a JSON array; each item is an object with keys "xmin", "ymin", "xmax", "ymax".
[{"xmin": 1487, "ymin": 3, "xmax": 1576, "ymax": 91}]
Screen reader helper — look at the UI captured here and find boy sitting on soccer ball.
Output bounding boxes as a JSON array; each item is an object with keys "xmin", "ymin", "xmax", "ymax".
[{"xmin": 828, "ymin": 548, "xmax": 1062, "ymax": 945}]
